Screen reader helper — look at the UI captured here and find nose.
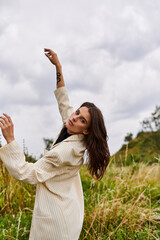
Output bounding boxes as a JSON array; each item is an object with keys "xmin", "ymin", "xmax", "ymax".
[{"xmin": 73, "ymin": 115, "xmax": 78, "ymax": 122}]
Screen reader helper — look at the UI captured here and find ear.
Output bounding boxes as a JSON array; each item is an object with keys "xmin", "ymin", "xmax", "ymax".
[{"xmin": 83, "ymin": 129, "xmax": 89, "ymax": 135}]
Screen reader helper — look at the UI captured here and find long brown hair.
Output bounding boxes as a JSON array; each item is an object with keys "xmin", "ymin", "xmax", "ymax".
[{"xmin": 80, "ymin": 102, "xmax": 110, "ymax": 180}]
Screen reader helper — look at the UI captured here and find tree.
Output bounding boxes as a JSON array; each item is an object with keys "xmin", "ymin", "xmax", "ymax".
[
  {"xmin": 124, "ymin": 133, "xmax": 133, "ymax": 143},
  {"xmin": 141, "ymin": 119, "xmax": 153, "ymax": 132},
  {"xmin": 141, "ymin": 105, "xmax": 160, "ymax": 132},
  {"xmin": 43, "ymin": 138, "xmax": 54, "ymax": 150},
  {"xmin": 25, "ymin": 153, "xmax": 36, "ymax": 163},
  {"xmin": 151, "ymin": 105, "xmax": 160, "ymax": 131}
]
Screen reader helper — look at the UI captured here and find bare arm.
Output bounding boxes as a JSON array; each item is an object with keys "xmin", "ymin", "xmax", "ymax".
[
  {"xmin": 44, "ymin": 48, "xmax": 65, "ymax": 88},
  {"xmin": 44, "ymin": 48, "xmax": 74, "ymax": 123}
]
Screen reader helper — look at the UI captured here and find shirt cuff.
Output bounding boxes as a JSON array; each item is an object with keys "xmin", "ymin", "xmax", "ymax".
[
  {"xmin": 0, "ymin": 140, "xmax": 22, "ymax": 152},
  {"xmin": 54, "ymin": 86, "xmax": 67, "ymax": 99}
]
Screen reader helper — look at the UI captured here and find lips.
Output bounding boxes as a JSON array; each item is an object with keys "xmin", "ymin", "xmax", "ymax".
[{"xmin": 68, "ymin": 119, "xmax": 73, "ymax": 126}]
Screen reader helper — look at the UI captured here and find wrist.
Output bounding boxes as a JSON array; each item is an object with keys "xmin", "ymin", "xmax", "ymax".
[
  {"xmin": 56, "ymin": 63, "xmax": 62, "ymax": 71},
  {"xmin": 7, "ymin": 137, "xmax": 15, "ymax": 144}
]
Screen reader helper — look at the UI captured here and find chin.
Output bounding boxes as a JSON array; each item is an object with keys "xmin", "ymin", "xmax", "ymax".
[
  {"xmin": 65, "ymin": 124, "xmax": 71, "ymax": 134},
  {"xmin": 65, "ymin": 122, "xmax": 70, "ymax": 129}
]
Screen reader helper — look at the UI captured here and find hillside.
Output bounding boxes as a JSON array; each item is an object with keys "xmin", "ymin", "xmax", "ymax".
[{"xmin": 114, "ymin": 130, "xmax": 160, "ymax": 165}]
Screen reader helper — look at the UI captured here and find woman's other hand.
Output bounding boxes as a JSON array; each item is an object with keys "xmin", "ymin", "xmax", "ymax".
[
  {"xmin": 44, "ymin": 48, "xmax": 61, "ymax": 68},
  {"xmin": 0, "ymin": 114, "xmax": 15, "ymax": 144}
]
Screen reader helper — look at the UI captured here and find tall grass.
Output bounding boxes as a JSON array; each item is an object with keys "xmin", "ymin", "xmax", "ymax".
[
  {"xmin": 0, "ymin": 161, "xmax": 35, "ymax": 239},
  {"xmin": 79, "ymin": 160, "xmax": 160, "ymax": 239},
  {"xmin": 0, "ymin": 158, "xmax": 160, "ymax": 239}
]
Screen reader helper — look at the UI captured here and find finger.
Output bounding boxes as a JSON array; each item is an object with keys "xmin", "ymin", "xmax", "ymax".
[
  {"xmin": 0, "ymin": 122, "xmax": 4, "ymax": 129},
  {"xmin": 45, "ymin": 53, "xmax": 54, "ymax": 60},
  {"xmin": 44, "ymin": 48, "xmax": 51, "ymax": 52},
  {"xmin": 45, "ymin": 50, "xmax": 51, "ymax": 55},
  {"xmin": 3, "ymin": 113, "xmax": 13, "ymax": 124},
  {"xmin": 0, "ymin": 116, "xmax": 9, "ymax": 126},
  {"xmin": 0, "ymin": 119, "xmax": 7, "ymax": 128},
  {"xmin": 44, "ymin": 49, "xmax": 56, "ymax": 55},
  {"xmin": 45, "ymin": 53, "xmax": 51, "ymax": 59}
]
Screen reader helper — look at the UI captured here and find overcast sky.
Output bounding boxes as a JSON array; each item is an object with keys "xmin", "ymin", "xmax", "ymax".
[{"xmin": 0, "ymin": 0, "xmax": 160, "ymax": 158}]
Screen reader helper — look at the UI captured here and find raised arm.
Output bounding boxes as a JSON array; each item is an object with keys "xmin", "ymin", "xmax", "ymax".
[
  {"xmin": 44, "ymin": 48, "xmax": 65, "ymax": 88},
  {"xmin": 44, "ymin": 48, "xmax": 74, "ymax": 123}
]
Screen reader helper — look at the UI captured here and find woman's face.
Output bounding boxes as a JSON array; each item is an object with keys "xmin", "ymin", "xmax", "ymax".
[{"xmin": 65, "ymin": 107, "xmax": 91, "ymax": 135}]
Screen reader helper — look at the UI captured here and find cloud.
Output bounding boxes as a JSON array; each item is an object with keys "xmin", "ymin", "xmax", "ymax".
[
  {"xmin": 0, "ymin": 0, "xmax": 160, "ymax": 156},
  {"xmin": 93, "ymin": 1, "xmax": 160, "ymax": 61}
]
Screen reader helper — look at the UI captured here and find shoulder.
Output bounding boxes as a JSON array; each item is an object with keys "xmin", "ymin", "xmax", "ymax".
[{"xmin": 48, "ymin": 135, "xmax": 86, "ymax": 166}]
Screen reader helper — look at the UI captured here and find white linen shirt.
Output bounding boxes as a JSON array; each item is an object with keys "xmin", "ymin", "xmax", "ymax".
[{"xmin": 0, "ymin": 86, "xmax": 85, "ymax": 240}]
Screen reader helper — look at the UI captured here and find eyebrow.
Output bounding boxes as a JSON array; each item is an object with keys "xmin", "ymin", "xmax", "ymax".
[{"xmin": 78, "ymin": 109, "xmax": 88, "ymax": 124}]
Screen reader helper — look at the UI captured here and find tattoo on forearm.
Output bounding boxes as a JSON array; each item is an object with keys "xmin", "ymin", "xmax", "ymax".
[{"xmin": 57, "ymin": 72, "xmax": 61, "ymax": 85}]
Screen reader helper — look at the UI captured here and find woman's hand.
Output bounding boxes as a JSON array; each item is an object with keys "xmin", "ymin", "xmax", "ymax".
[
  {"xmin": 0, "ymin": 114, "xmax": 15, "ymax": 144},
  {"xmin": 44, "ymin": 48, "xmax": 61, "ymax": 68}
]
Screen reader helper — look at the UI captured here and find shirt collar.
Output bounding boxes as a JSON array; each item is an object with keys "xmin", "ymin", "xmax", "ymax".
[{"xmin": 50, "ymin": 134, "xmax": 84, "ymax": 150}]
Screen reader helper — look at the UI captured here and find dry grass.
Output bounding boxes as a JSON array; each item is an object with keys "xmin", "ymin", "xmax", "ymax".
[
  {"xmin": 0, "ymin": 159, "xmax": 160, "ymax": 239},
  {"xmin": 80, "ymin": 161, "xmax": 160, "ymax": 239}
]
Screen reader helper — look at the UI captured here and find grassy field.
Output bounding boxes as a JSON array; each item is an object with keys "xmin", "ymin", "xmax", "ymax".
[
  {"xmin": 80, "ymin": 161, "xmax": 160, "ymax": 239},
  {"xmin": 0, "ymin": 159, "xmax": 160, "ymax": 240}
]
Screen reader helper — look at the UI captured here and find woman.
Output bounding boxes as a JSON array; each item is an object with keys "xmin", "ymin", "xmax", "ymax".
[{"xmin": 0, "ymin": 49, "xmax": 110, "ymax": 240}]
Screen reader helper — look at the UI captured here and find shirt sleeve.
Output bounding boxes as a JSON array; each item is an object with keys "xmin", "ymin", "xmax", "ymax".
[
  {"xmin": 54, "ymin": 86, "xmax": 74, "ymax": 124},
  {"xmin": 0, "ymin": 140, "xmax": 63, "ymax": 185}
]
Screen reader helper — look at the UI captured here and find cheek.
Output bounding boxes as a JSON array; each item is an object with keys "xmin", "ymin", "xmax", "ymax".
[{"xmin": 78, "ymin": 124, "xmax": 87, "ymax": 131}]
